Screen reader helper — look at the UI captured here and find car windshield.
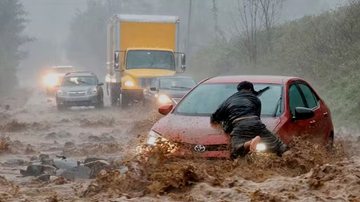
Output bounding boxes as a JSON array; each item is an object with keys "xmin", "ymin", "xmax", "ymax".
[
  {"xmin": 160, "ymin": 78, "xmax": 196, "ymax": 90},
  {"xmin": 61, "ymin": 76, "xmax": 97, "ymax": 86},
  {"xmin": 126, "ymin": 50, "xmax": 175, "ymax": 70},
  {"xmin": 175, "ymin": 83, "xmax": 283, "ymax": 117}
]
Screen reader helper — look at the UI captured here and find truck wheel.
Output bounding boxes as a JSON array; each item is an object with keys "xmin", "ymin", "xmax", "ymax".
[
  {"xmin": 95, "ymin": 97, "xmax": 104, "ymax": 109},
  {"xmin": 110, "ymin": 83, "xmax": 120, "ymax": 106},
  {"xmin": 121, "ymin": 93, "xmax": 130, "ymax": 108}
]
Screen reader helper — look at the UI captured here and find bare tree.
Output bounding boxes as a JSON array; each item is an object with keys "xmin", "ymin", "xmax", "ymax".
[
  {"xmin": 232, "ymin": 0, "xmax": 284, "ymax": 66},
  {"xmin": 211, "ymin": 0, "xmax": 224, "ymax": 41},
  {"xmin": 259, "ymin": 0, "xmax": 284, "ymax": 52},
  {"xmin": 236, "ymin": 0, "xmax": 260, "ymax": 66}
]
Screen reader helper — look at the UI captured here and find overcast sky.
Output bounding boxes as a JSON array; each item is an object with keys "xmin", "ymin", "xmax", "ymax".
[{"xmin": 22, "ymin": 0, "xmax": 87, "ymax": 43}]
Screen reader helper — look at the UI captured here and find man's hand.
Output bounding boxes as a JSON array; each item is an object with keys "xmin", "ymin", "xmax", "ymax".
[
  {"xmin": 210, "ymin": 121, "xmax": 220, "ymax": 129},
  {"xmin": 210, "ymin": 121, "xmax": 221, "ymax": 129}
]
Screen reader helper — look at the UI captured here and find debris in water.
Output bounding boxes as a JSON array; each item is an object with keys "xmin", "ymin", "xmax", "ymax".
[
  {"xmin": 0, "ymin": 137, "xmax": 9, "ymax": 153},
  {"xmin": 20, "ymin": 164, "xmax": 57, "ymax": 177}
]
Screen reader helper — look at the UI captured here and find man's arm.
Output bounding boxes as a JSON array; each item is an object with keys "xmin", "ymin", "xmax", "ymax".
[
  {"xmin": 210, "ymin": 101, "xmax": 227, "ymax": 124},
  {"xmin": 255, "ymin": 97, "xmax": 262, "ymax": 117}
]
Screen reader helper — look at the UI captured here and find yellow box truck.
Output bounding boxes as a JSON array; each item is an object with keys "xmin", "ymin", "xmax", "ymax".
[{"xmin": 105, "ymin": 14, "xmax": 186, "ymax": 107}]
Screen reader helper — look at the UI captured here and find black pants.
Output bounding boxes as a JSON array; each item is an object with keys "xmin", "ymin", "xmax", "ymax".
[{"xmin": 230, "ymin": 118, "xmax": 287, "ymax": 159}]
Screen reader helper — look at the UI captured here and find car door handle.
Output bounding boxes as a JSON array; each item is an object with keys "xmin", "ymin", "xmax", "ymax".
[{"xmin": 323, "ymin": 112, "xmax": 328, "ymax": 117}]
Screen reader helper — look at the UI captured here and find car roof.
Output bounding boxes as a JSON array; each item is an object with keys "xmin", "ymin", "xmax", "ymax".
[
  {"xmin": 64, "ymin": 71, "xmax": 96, "ymax": 77},
  {"xmin": 203, "ymin": 75, "xmax": 301, "ymax": 85},
  {"xmin": 157, "ymin": 75, "xmax": 194, "ymax": 80}
]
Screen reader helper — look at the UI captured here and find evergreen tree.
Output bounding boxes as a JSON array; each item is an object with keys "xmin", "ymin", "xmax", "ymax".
[{"xmin": 0, "ymin": 0, "xmax": 30, "ymax": 94}]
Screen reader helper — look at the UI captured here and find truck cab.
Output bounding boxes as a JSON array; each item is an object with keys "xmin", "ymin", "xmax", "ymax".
[{"xmin": 105, "ymin": 14, "xmax": 186, "ymax": 107}]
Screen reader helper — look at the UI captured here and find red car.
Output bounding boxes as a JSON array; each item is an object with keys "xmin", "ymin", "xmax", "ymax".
[{"xmin": 147, "ymin": 75, "xmax": 334, "ymax": 158}]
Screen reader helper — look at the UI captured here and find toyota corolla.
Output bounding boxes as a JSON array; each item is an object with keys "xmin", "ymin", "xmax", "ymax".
[{"xmin": 146, "ymin": 75, "xmax": 334, "ymax": 158}]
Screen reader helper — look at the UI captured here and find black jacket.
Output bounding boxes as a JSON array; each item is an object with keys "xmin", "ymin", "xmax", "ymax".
[{"xmin": 210, "ymin": 91, "xmax": 261, "ymax": 133}]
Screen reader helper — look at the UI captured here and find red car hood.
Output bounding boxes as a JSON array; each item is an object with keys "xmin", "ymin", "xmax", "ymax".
[{"xmin": 152, "ymin": 114, "xmax": 280, "ymax": 145}]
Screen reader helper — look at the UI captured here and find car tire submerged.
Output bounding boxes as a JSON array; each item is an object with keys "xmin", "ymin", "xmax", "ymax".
[
  {"xmin": 95, "ymin": 97, "xmax": 104, "ymax": 109},
  {"xmin": 57, "ymin": 104, "xmax": 67, "ymax": 111}
]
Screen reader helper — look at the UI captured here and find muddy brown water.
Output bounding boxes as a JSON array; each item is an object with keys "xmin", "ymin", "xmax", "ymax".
[{"xmin": 0, "ymin": 90, "xmax": 359, "ymax": 201}]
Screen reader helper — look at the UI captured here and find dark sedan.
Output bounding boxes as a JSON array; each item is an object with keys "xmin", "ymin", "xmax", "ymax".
[{"xmin": 144, "ymin": 76, "xmax": 196, "ymax": 106}]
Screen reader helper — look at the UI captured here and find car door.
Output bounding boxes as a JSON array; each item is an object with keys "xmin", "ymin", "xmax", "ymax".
[
  {"xmin": 285, "ymin": 83, "xmax": 314, "ymax": 138},
  {"xmin": 297, "ymin": 82, "xmax": 324, "ymax": 140}
]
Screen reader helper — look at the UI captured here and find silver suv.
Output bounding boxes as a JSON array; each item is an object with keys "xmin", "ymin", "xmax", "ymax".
[{"xmin": 55, "ymin": 72, "xmax": 104, "ymax": 110}]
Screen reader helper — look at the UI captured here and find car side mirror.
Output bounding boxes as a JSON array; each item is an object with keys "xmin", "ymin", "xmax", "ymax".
[
  {"xmin": 98, "ymin": 82, "xmax": 104, "ymax": 86},
  {"xmin": 150, "ymin": 87, "xmax": 157, "ymax": 91},
  {"xmin": 114, "ymin": 50, "xmax": 120, "ymax": 69},
  {"xmin": 180, "ymin": 53, "xmax": 186, "ymax": 72},
  {"xmin": 294, "ymin": 107, "xmax": 314, "ymax": 120},
  {"xmin": 158, "ymin": 104, "xmax": 173, "ymax": 115}
]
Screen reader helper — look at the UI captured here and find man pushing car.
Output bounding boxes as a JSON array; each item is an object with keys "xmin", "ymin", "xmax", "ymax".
[{"xmin": 210, "ymin": 81, "xmax": 288, "ymax": 159}]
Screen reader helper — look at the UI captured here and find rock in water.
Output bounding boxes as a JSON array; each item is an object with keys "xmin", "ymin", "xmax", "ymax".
[
  {"xmin": 37, "ymin": 174, "xmax": 50, "ymax": 182},
  {"xmin": 20, "ymin": 164, "xmax": 57, "ymax": 176},
  {"xmin": 84, "ymin": 159, "xmax": 110, "ymax": 178},
  {"xmin": 60, "ymin": 166, "xmax": 91, "ymax": 180},
  {"xmin": 54, "ymin": 158, "xmax": 78, "ymax": 170}
]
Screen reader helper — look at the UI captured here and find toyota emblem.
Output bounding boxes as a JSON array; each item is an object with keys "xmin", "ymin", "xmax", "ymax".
[{"xmin": 193, "ymin": 144, "xmax": 206, "ymax": 153}]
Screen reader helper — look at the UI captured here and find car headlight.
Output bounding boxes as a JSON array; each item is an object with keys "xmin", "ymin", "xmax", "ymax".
[
  {"xmin": 147, "ymin": 130, "xmax": 163, "ymax": 145},
  {"xmin": 88, "ymin": 87, "xmax": 97, "ymax": 95},
  {"xmin": 256, "ymin": 143, "xmax": 267, "ymax": 152},
  {"xmin": 43, "ymin": 74, "xmax": 59, "ymax": 87},
  {"xmin": 146, "ymin": 130, "xmax": 178, "ymax": 153},
  {"xmin": 158, "ymin": 94, "xmax": 172, "ymax": 104},
  {"xmin": 124, "ymin": 80, "xmax": 135, "ymax": 87},
  {"xmin": 57, "ymin": 89, "xmax": 66, "ymax": 96}
]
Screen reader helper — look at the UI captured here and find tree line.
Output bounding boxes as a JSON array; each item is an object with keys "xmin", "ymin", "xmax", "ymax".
[{"xmin": 0, "ymin": 0, "xmax": 30, "ymax": 94}]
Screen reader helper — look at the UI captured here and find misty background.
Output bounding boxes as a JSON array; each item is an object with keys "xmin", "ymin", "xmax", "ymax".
[{"xmin": 17, "ymin": 0, "xmax": 346, "ymax": 86}]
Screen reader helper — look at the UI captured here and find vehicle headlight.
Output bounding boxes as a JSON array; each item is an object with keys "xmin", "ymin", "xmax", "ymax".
[
  {"xmin": 146, "ymin": 130, "xmax": 178, "ymax": 153},
  {"xmin": 158, "ymin": 94, "xmax": 172, "ymax": 104},
  {"xmin": 147, "ymin": 130, "xmax": 163, "ymax": 145},
  {"xmin": 256, "ymin": 143, "xmax": 267, "ymax": 152},
  {"xmin": 57, "ymin": 89, "xmax": 66, "ymax": 96},
  {"xmin": 88, "ymin": 87, "xmax": 97, "ymax": 95},
  {"xmin": 43, "ymin": 74, "xmax": 59, "ymax": 87},
  {"xmin": 124, "ymin": 80, "xmax": 135, "ymax": 87}
]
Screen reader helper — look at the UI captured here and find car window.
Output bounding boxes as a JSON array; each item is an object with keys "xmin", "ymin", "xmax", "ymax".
[
  {"xmin": 298, "ymin": 83, "xmax": 318, "ymax": 109},
  {"xmin": 62, "ymin": 76, "xmax": 97, "ymax": 86},
  {"xmin": 289, "ymin": 84, "xmax": 306, "ymax": 115},
  {"xmin": 175, "ymin": 83, "xmax": 283, "ymax": 116},
  {"xmin": 257, "ymin": 85, "xmax": 283, "ymax": 116},
  {"xmin": 126, "ymin": 50, "xmax": 175, "ymax": 70}
]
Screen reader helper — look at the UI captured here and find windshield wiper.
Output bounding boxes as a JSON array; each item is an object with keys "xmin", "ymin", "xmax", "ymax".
[
  {"xmin": 272, "ymin": 96, "xmax": 282, "ymax": 117},
  {"xmin": 272, "ymin": 87, "xmax": 283, "ymax": 117},
  {"xmin": 256, "ymin": 86, "xmax": 270, "ymax": 97},
  {"xmin": 171, "ymin": 86, "xmax": 191, "ymax": 90}
]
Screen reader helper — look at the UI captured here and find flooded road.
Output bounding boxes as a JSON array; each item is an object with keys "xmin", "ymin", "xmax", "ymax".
[{"xmin": 0, "ymin": 89, "xmax": 359, "ymax": 201}]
